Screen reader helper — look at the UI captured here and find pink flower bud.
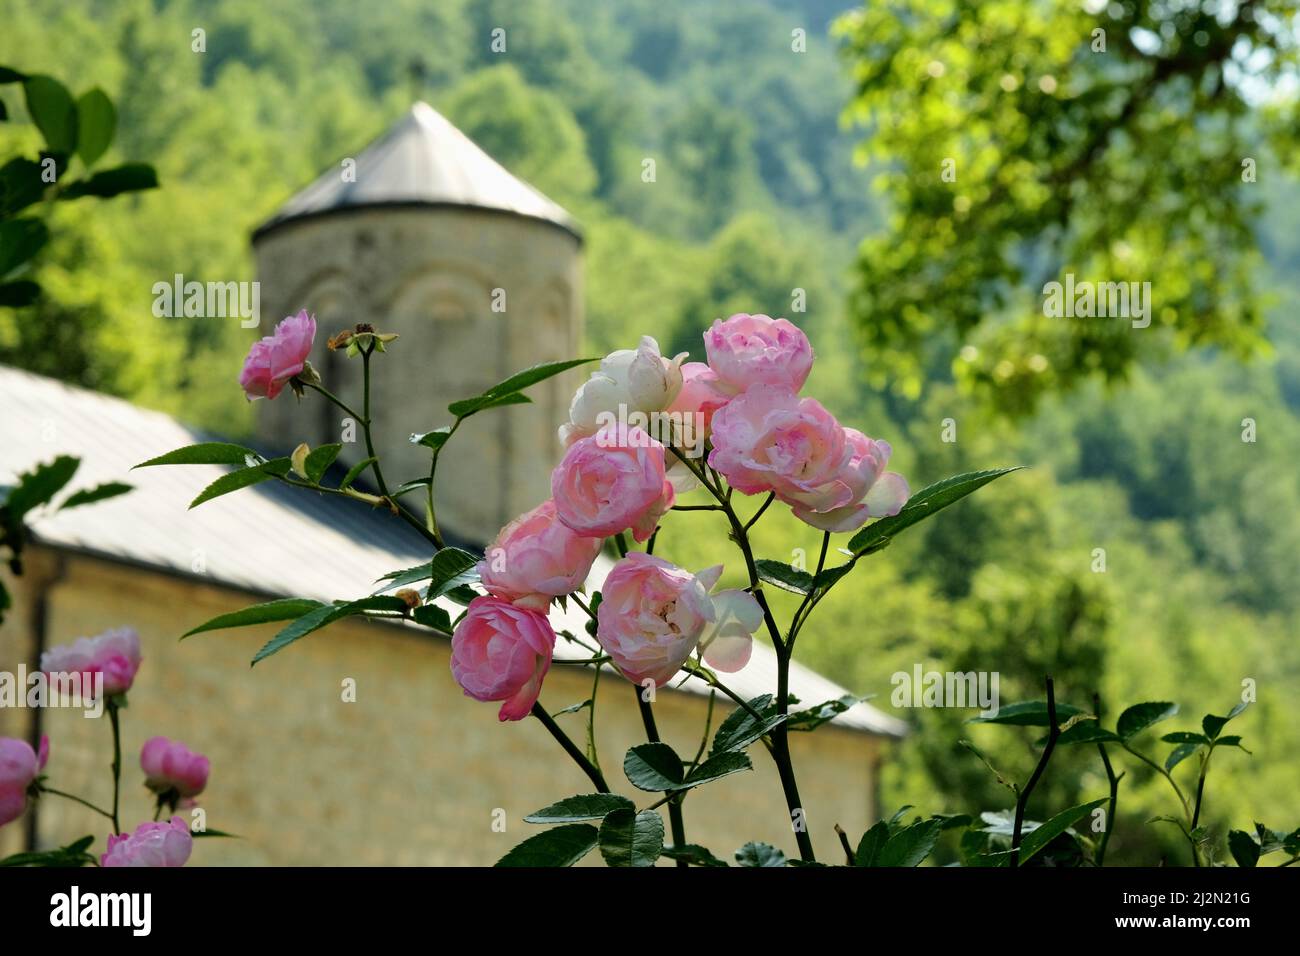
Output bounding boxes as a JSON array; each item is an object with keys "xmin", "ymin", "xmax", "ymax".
[
  {"xmin": 40, "ymin": 627, "xmax": 142, "ymax": 698},
  {"xmin": 239, "ymin": 310, "xmax": 316, "ymax": 400},
  {"xmin": 0, "ymin": 735, "xmax": 48, "ymax": 829},
  {"xmin": 140, "ymin": 737, "xmax": 210, "ymax": 799}
]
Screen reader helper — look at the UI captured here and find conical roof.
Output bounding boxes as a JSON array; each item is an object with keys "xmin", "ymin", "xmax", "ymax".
[{"xmin": 252, "ymin": 101, "xmax": 581, "ymax": 241}]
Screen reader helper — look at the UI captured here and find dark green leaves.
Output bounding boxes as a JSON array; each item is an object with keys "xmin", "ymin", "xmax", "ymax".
[
  {"xmin": 854, "ymin": 814, "xmax": 942, "ymax": 867},
  {"xmin": 338, "ymin": 456, "xmax": 375, "ymax": 490},
  {"xmin": 22, "ymin": 75, "xmax": 77, "ymax": 155},
  {"xmin": 1227, "ymin": 829, "xmax": 1261, "ymax": 868},
  {"xmin": 1007, "ymin": 798, "xmax": 1108, "ymax": 867},
  {"xmin": 624, "ymin": 743, "xmax": 751, "ymax": 793},
  {"xmin": 1116, "ymin": 702, "xmax": 1178, "ymax": 739},
  {"xmin": 410, "ymin": 427, "xmax": 452, "ymax": 451},
  {"xmin": 1203, "ymin": 701, "xmax": 1249, "ymax": 740},
  {"xmin": 58, "ymin": 163, "xmax": 158, "ymax": 199},
  {"xmin": 251, "ymin": 596, "xmax": 408, "ymax": 665},
  {"xmin": 849, "ymin": 467, "xmax": 1022, "ymax": 556},
  {"xmin": 181, "ymin": 598, "xmax": 325, "ymax": 640},
  {"xmin": 0, "ymin": 834, "xmax": 96, "ymax": 868},
  {"xmin": 134, "ymin": 442, "xmax": 259, "ymax": 468},
  {"xmin": 74, "ymin": 88, "xmax": 115, "ymax": 167},
  {"xmin": 189, "ymin": 458, "xmax": 290, "ymax": 508},
  {"xmin": 787, "ymin": 694, "xmax": 859, "ymax": 732},
  {"xmin": 494, "ymin": 824, "xmax": 599, "ymax": 868},
  {"xmin": 0, "ymin": 217, "xmax": 48, "ymax": 277},
  {"xmin": 447, "ymin": 357, "xmax": 595, "ymax": 418},
  {"xmin": 3, "ymin": 455, "xmax": 79, "ymax": 517},
  {"xmin": 661, "ymin": 844, "xmax": 729, "ymax": 867},
  {"xmin": 598, "ymin": 808, "xmax": 664, "ymax": 867},
  {"xmin": 57, "ymin": 481, "xmax": 132, "ymax": 510},
  {"xmin": 755, "ymin": 559, "xmax": 813, "ymax": 594},
  {"xmin": 967, "ymin": 699, "xmax": 1087, "ymax": 727},
  {"xmin": 426, "ymin": 548, "xmax": 480, "ymax": 599},
  {"xmin": 710, "ymin": 695, "xmax": 786, "ymax": 755},
  {"xmin": 303, "ymin": 444, "xmax": 341, "ymax": 483},
  {"xmin": 735, "ymin": 842, "xmax": 786, "ymax": 867},
  {"xmin": 524, "ymin": 794, "xmax": 634, "ymax": 824}
]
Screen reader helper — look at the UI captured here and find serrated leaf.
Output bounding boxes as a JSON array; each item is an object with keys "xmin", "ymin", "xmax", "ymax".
[
  {"xmin": 710, "ymin": 696, "xmax": 785, "ymax": 754},
  {"xmin": 623, "ymin": 742, "xmax": 684, "ymax": 792},
  {"xmin": 1166, "ymin": 741, "xmax": 1203, "ymax": 771},
  {"xmin": 494, "ymin": 824, "xmax": 599, "ymax": 868},
  {"xmin": 58, "ymin": 481, "xmax": 132, "ymax": 510},
  {"xmin": 74, "ymin": 88, "xmax": 115, "ymax": 167},
  {"xmin": 411, "ymin": 604, "xmax": 451, "ymax": 632},
  {"xmin": 134, "ymin": 442, "xmax": 259, "ymax": 468},
  {"xmin": 525, "ymin": 794, "xmax": 634, "ymax": 824},
  {"xmin": 304, "ymin": 443, "xmax": 341, "ymax": 483},
  {"xmin": 735, "ymin": 842, "xmax": 786, "ymax": 867},
  {"xmin": 682, "ymin": 751, "xmax": 752, "ymax": 788},
  {"xmin": 755, "ymin": 559, "xmax": 813, "ymax": 594},
  {"xmin": 877, "ymin": 818, "xmax": 942, "ymax": 867},
  {"xmin": 190, "ymin": 459, "xmax": 288, "ymax": 508},
  {"xmin": 598, "ymin": 808, "xmax": 664, "ymax": 867},
  {"xmin": 661, "ymin": 843, "xmax": 729, "ymax": 867},
  {"xmin": 4, "ymin": 455, "xmax": 79, "ymax": 516},
  {"xmin": 251, "ymin": 596, "xmax": 407, "ymax": 665},
  {"xmin": 1227, "ymin": 829, "xmax": 1260, "ymax": 868},
  {"xmin": 1054, "ymin": 720, "xmax": 1121, "ymax": 745},
  {"xmin": 787, "ymin": 694, "xmax": 861, "ymax": 732},
  {"xmin": 1013, "ymin": 798, "xmax": 1107, "ymax": 865},
  {"xmin": 338, "ymin": 456, "xmax": 375, "ymax": 489},
  {"xmin": 181, "ymin": 598, "xmax": 325, "ymax": 640},
  {"xmin": 426, "ymin": 547, "xmax": 480, "ymax": 599},
  {"xmin": 1117, "ymin": 702, "xmax": 1178, "ymax": 739},
  {"xmin": 448, "ymin": 357, "xmax": 595, "ymax": 419},
  {"xmin": 849, "ymin": 467, "xmax": 1023, "ymax": 555},
  {"xmin": 967, "ymin": 699, "xmax": 1086, "ymax": 727},
  {"xmin": 854, "ymin": 820, "xmax": 890, "ymax": 866}
]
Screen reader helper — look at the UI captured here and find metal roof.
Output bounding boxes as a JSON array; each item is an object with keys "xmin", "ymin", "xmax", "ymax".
[
  {"xmin": 252, "ymin": 101, "xmax": 582, "ymax": 243},
  {"xmin": 0, "ymin": 366, "xmax": 905, "ymax": 738}
]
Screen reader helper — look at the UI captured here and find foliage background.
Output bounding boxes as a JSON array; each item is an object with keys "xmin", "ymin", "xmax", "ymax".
[{"xmin": 2, "ymin": 0, "xmax": 1296, "ymax": 864}]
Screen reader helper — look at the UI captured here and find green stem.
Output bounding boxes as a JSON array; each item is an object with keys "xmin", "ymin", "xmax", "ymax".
[
  {"xmin": 530, "ymin": 702, "xmax": 609, "ymax": 793},
  {"xmin": 1191, "ymin": 748, "xmax": 1212, "ymax": 830},
  {"xmin": 40, "ymin": 787, "xmax": 114, "ymax": 822},
  {"xmin": 107, "ymin": 697, "xmax": 122, "ymax": 834},
  {"xmin": 302, "ymin": 380, "xmax": 364, "ymax": 424},
  {"xmin": 1010, "ymin": 676, "xmax": 1060, "ymax": 868},
  {"xmin": 743, "ymin": 492, "xmax": 775, "ymax": 531},
  {"xmin": 359, "ymin": 348, "xmax": 392, "ymax": 499},
  {"xmin": 1093, "ymin": 694, "xmax": 1122, "ymax": 867},
  {"xmin": 634, "ymin": 686, "xmax": 688, "ymax": 865}
]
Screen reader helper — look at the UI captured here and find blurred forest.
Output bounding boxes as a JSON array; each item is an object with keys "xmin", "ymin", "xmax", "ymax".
[{"xmin": 1, "ymin": 0, "xmax": 1296, "ymax": 864}]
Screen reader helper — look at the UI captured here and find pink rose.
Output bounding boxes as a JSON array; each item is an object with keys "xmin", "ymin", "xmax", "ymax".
[
  {"xmin": 239, "ymin": 309, "xmax": 316, "ymax": 400},
  {"xmin": 704, "ymin": 313, "xmax": 814, "ymax": 392},
  {"xmin": 140, "ymin": 737, "xmax": 210, "ymax": 799},
  {"xmin": 791, "ymin": 427, "xmax": 910, "ymax": 532},
  {"xmin": 477, "ymin": 500, "xmax": 603, "ymax": 610},
  {"xmin": 708, "ymin": 385, "xmax": 909, "ymax": 532},
  {"xmin": 100, "ymin": 816, "xmax": 193, "ymax": 867},
  {"xmin": 0, "ymin": 735, "xmax": 48, "ymax": 828},
  {"xmin": 665, "ymin": 361, "xmax": 736, "ymax": 438},
  {"xmin": 596, "ymin": 553, "xmax": 761, "ymax": 686},
  {"xmin": 551, "ymin": 423, "xmax": 675, "ymax": 543},
  {"xmin": 450, "ymin": 597, "xmax": 556, "ymax": 721},
  {"xmin": 40, "ymin": 627, "xmax": 142, "ymax": 698}
]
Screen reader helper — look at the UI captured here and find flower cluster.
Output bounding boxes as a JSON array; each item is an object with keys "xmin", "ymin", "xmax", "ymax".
[
  {"xmin": 1, "ymin": 626, "xmax": 210, "ymax": 867},
  {"xmin": 450, "ymin": 312, "xmax": 907, "ymax": 718}
]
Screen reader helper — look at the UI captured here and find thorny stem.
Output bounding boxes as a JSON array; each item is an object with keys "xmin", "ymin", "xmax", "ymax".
[
  {"xmin": 531, "ymin": 702, "xmax": 609, "ymax": 794},
  {"xmin": 40, "ymin": 787, "xmax": 114, "ymax": 822},
  {"xmin": 634, "ymin": 686, "xmax": 688, "ymax": 865},
  {"xmin": 107, "ymin": 697, "xmax": 122, "ymax": 834}
]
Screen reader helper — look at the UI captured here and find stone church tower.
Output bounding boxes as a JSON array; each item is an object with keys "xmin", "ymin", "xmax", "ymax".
[{"xmin": 251, "ymin": 102, "xmax": 583, "ymax": 544}]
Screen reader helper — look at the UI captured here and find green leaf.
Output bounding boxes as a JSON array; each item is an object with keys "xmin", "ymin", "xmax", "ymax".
[
  {"xmin": 338, "ymin": 456, "xmax": 375, "ymax": 489},
  {"xmin": 848, "ymin": 467, "xmax": 1023, "ymax": 556},
  {"xmin": 1214, "ymin": 735, "xmax": 1250, "ymax": 753},
  {"xmin": 448, "ymin": 392, "xmax": 532, "ymax": 417},
  {"xmin": 0, "ymin": 158, "xmax": 46, "ymax": 217},
  {"xmin": 524, "ymin": 794, "xmax": 634, "ymax": 824},
  {"xmin": 0, "ymin": 218, "xmax": 49, "ymax": 277},
  {"xmin": 1228, "ymin": 830, "xmax": 1260, "ymax": 868},
  {"xmin": 58, "ymin": 481, "xmax": 132, "ymax": 510},
  {"xmin": 390, "ymin": 477, "xmax": 431, "ymax": 498},
  {"xmin": 0, "ymin": 67, "xmax": 26, "ymax": 83},
  {"xmin": 682, "ymin": 751, "xmax": 752, "ymax": 789},
  {"xmin": 190, "ymin": 459, "xmax": 289, "ymax": 508},
  {"xmin": 0, "ymin": 833, "xmax": 97, "ymax": 867},
  {"xmin": 411, "ymin": 604, "xmax": 451, "ymax": 632},
  {"xmin": 1117, "ymin": 702, "xmax": 1178, "ymax": 739},
  {"xmin": 411, "ymin": 427, "xmax": 453, "ymax": 451},
  {"xmin": 251, "ymin": 596, "xmax": 407, "ymax": 665},
  {"xmin": 426, "ymin": 547, "xmax": 481, "ymax": 599},
  {"xmin": 22, "ymin": 75, "xmax": 77, "ymax": 154},
  {"xmin": 735, "ymin": 842, "xmax": 786, "ymax": 867},
  {"xmin": 1166, "ymin": 741, "xmax": 1203, "ymax": 771},
  {"xmin": 598, "ymin": 808, "xmax": 664, "ymax": 867},
  {"xmin": 755, "ymin": 559, "xmax": 813, "ymax": 594},
  {"xmin": 1009, "ymin": 798, "xmax": 1108, "ymax": 866},
  {"xmin": 74, "ymin": 88, "xmax": 115, "ymax": 167},
  {"xmin": 182, "ymin": 598, "xmax": 325, "ymax": 640},
  {"xmin": 787, "ymin": 694, "xmax": 860, "ymax": 732},
  {"xmin": 134, "ymin": 442, "xmax": 259, "ymax": 468},
  {"xmin": 623, "ymin": 742, "xmax": 684, "ymax": 792},
  {"xmin": 494, "ymin": 824, "xmax": 599, "ymax": 868},
  {"xmin": 710, "ymin": 696, "xmax": 786, "ymax": 754},
  {"xmin": 191, "ymin": 828, "xmax": 240, "ymax": 838},
  {"xmin": 0, "ymin": 280, "xmax": 40, "ymax": 306},
  {"xmin": 853, "ymin": 821, "xmax": 890, "ymax": 866},
  {"xmin": 877, "ymin": 818, "xmax": 942, "ymax": 867},
  {"xmin": 4, "ymin": 455, "xmax": 79, "ymax": 517},
  {"xmin": 661, "ymin": 843, "xmax": 729, "ymax": 867},
  {"xmin": 1161, "ymin": 732, "xmax": 1210, "ymax": 744},
  {"xmin": 304, "ymin": 444, "xmax": 341, "ymax": 483},
  {"xmin": 967, "ymin": 699, "xmax": 1087, "ymax": 727},
  {"xmin": 1054, "ymin": 720, "xmax": 1121, "ymax": 745},
  {"xmin": 59, "ymin": 163, "xmax": 158, "ymax": 199},
  {"xmin": 1202, "ymin": 703, "xmax": 1248, "ymax": 740},
  {"xmin": 447, "ymin": 357, "xmax": 595, "ymax": 418}
]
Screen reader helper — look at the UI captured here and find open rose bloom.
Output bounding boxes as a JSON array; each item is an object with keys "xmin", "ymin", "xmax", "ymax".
[
  {"xmin": 450, "ymin": 597, "xmax": 557, "ymax": 721},
  {"xmin": 239, "ymin": 309, "xmax": 316, "ymax": 400},
  {"xmin": 100, "ymin": 816, "xmax": 193, "ymax": 867},
  {"xmin": 476, "ymin": 500, "xmax": 603, "ymax": 610},
  {"xmin": 551, "ymin": 423, "xmax": 675, "ymax": 542},
  {"xmin": 40, "ymin": 627, "xmax": 142, "ymax": 698}
]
